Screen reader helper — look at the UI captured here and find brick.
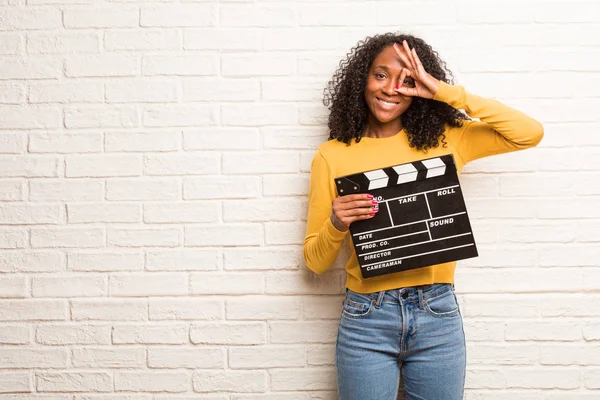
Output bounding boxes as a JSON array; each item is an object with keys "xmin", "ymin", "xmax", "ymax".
[
  {"xmin": 190, "ymin": 272, "xmax": 264, "ymax": 295},
  {"xmin": 65, "ymin": 55, "xmax": 138, "ymax": 77},
  {"xmin": 148, "ymin": 347, "xmax": 224, "ymax": 369},
  {"xmin": 467, "ymin": 344, "xmax": 538, "ymax": 365},
  {"xmin": 262, "ymin": 127, "xmax": 326, "ymax": 148},
  {"xmin": 184, "ymin": 128, "xmax": 259, "ymax": 150},
  {"xmin": 112, "ymin": 324, "xmax": 188, "ymax": 344},
  {"xmin": 32, "ymin": 275, "xmax": 106, "ymax": 297},
  {"xmin": 64, "ymin": 105, "xmax": 139, "ymax": 129},
  {"xmin": 72, "ymin": 347, "xmax": 145, "ymax": 368},
  {"xmin": 68, "ymin": 251, "xmax": 143, "ymax": 272},
  {"xmin": 0, "ymin": 372, "xmax": 30, "ymax": 394},
  {"xmin": 36, "ymin": 372, "xmax": 111, "ymax": 392},
  {"xmin": 66, "ymin": 154, "xmax": 141, "ymax": 177},
  {"xmin": 229, "ymin": 346, "xmax": 304, "ymax": 369},
  {"xmin": 0, "ymin": 300, "xmax": 67, "ymax": 321},
  {"xmin": 0, "ymin": 8, "xmax": 61, "ymax": 30},
  {"xmin": 0, "ymin": 228, "xmax": 26, "ymax": 249},
  {"xmin": 29, "ymin": 82, "xmax": 103, "ymax": 103},
  {"xmin": 36, "ymin": 324, "xmax": 111, "ymax": 345},
  {"xmin": 184, "ymin": 176, "xmax": 260, "ymax": 199},
  {"xmin": 223, "ymin": 199, "xmax": 306, "ymax": 222},
  {"xmin": 190, "ymin": 322, "xmax": 266, "ymax": 345},
  {"xmin": 104, "ymin": 30, "xmax": 180, "ymax": 51},
  {"xmin": 141, "ymin": 5, "xmax": 216, "ymax": 27},
  {"xmin": 144, "ymin": 153, "xmax": 219, "ymax": 175},
  {"xmin": 143, "ymin": 104, "xmax": 215, "ymax": 127},
  {"xmin": 0, "ymin": 325, "xmax": 30, "ymax": 344},
  {"xmin": 106, "ymin": 80, "xmax": 179, "ymax": 103},
  {"xmin": 183, "ymin": 80, "xmax": 259, "ymax": 102},
  {"xmin": 29, "ymin": 133, "xmax": 103, "ymax": 153},
  {"xmin": 106, "ymin": 178, "xmax": 180, "ymax": 201},
  {"xmin": 226, "ymin": 296, "xmax": 300, "ymax": 320},
  {"xmin": 107, "ymin": 228, "xmax": 181, "ymax": 247},
  {"xmin": 263, "ymin": 174, "xmax": 310, "ymax": 196},
  {"xmin": 222, "ymin": 54, "xmax": 295, "ymax": 77},
  {"xmin": 143, "ymin": 55, "xmax": 216, "ymax": 76},
  {"xmin": 30, "ymin": 228, "xmax": 104, "ymax": 248},
  {"xmin": 0, "ymin": 348, "xmax": 67, "ymax": 368},
  {"xmin": 0, "ymin": 251, "xmax": 65, "ymax": 272},
  {"xmin": 184, "ymin": 28, "xmax": 260, "ymax": 51},
  {"xmin": 146, "ymin": 249, "xmax": 219, "ymax": 271},
  {"xmin": 149, "ymin": 298, "xmax": 223, "ymax": 320},
  {"xmin": 68, "ymin": 203, "xmax": 141, "ymax": 223},
  {"xmin": 64, "ymin": 7, "xmax": 138, "ymax": 28},
  {"xmin": 30, "ymin": 180, "xmax": 103, "ymax": 202},
  {"xmin": 109, "ymin": 273, "xmax": 188, "ymax": 296},
  {"xmin": 271, "ymin": 368, "xmax": 336, "ymax": 391},
  {"xmin": 220, "ymin": 5, "xmax": 295, "ymax": 27},
  {"xmin": 105, "ymin": 130, "xmax": 179, "ymax": 152},
  {"xmin": 192, "ymin": 370, "xmax": 267, "ymax": 393},
  {"xmin": 506, "ymin": 321, "xmax": 581, "ymax": 341},
  {"xmin": 221, "ymin": 104, "xmax": 297, "ymax": 126},
  {"xmin": 270, "ymin": 321, "xmax": 338, "ymax": 344},
  {"xmin": 26, "ymin": 32, "xmax": 100, "ymax": 54},
  {"xmin": 71, "ymin": 299, "xmax": 147, "ymax": 321},
  {"xmin": 185, "ymin": 224, "xmax": 262, "ymax": 247},
  {"xmin": 266, "ymin": 272, "xmax": 343, "ymax": 295},
  {"xmin": 0, "ymin": 132, "xmax": 25, "ymax": 153},
  {"xmin": 0, "ymin": 276, "xmax": 27, "ymax": 298},
  {"xmin": 504, "ymin": 367, "xmax": 579, "ymax": 389},
  {"xmin": 307, "ymin": 345, "xmax": 335, "ymax": 366},
  {"xmin": 223, "ymin": 247, "xmax": 300, "ymax": 270},
  {"xmin": 0, "ymin": 155, "xmax": 58, "ymax": 177}
]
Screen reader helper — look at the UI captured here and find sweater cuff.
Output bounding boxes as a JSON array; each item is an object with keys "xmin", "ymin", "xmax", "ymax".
[
  {"xmin": 325, "ymin": 217, "xmax": 348, "ymax": 242},
  {"xmin": 433, "ymin": 81, "xmax": 466, "ymax": 109}
]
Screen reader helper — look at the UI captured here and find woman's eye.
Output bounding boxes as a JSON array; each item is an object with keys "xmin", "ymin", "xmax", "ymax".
[
  {"xmin": 376, "ymin": 73, "xmax": 386, "ymax": 79},
  {"xmin": 404, "ymin": 78, "xmax": 415, "ymax": 87}
]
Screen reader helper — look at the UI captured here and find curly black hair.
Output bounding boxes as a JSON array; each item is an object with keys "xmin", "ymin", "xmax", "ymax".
[{"xmin": 323, "ymin": 32, "xmax": 469, "ymax": 151}]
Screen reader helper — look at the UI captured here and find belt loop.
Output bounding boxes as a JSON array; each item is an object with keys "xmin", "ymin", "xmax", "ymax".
[
  {"xmin": 417, "ymin": 287, "xmax": 424, "ymax": 310},
  {"xmin": 375, "ymin": 291, "xmax": 385, "ymax": 308}
]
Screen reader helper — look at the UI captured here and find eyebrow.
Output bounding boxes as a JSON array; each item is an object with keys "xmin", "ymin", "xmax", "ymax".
[{"xmin": 374, "ymin": 64, "xmax": 405, "ymax": 71}]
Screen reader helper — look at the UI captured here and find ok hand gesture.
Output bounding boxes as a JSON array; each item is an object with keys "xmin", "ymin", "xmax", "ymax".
[{"xmin": 393, "ymin": 40, "xmax": 441, "ymax": 100}]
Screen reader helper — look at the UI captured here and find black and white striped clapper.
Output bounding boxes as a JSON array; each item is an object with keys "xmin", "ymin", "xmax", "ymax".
[{"xmin": 334, "ymin": 154, "xmax": 478, "ymax": 279}]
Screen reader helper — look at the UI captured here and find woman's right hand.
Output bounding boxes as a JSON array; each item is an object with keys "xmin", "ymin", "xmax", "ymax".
[{"xmin": 330, "ymin": 194, "xmax": 379, "ymax": 232}]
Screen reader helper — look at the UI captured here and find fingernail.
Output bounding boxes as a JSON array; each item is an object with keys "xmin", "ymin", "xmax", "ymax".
[
  {"xmin": 372, "ymin": 200, "xmax": 378, "ymax": 204},
  {"xmin": 370, "ymin": 213, "xmax": 375, "ymax": 217},
  {"xmin": 366, "ymin": 194, "xmax": 373, "ymax": 199}
]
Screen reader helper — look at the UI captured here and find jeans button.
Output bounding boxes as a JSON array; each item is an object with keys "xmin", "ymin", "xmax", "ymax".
[{"xmin": 401, "ymin": 291, "xmax": 408, "ymax": 299}]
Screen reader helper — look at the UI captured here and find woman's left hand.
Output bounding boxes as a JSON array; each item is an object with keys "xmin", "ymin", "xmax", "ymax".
[{"xmin": 393, "ymin": 40, "xmax": 441, "ymax": 99}]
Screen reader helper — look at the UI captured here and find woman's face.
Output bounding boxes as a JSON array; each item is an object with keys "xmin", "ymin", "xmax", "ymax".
[{"xmin": 364, "ymin": 45, "xmax": 414, "ymax": 123}]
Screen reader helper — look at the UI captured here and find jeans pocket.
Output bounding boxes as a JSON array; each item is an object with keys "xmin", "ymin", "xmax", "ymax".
[
  {"xmin": 423, "ymin": 288, "xmax": 460, "ymax": 318},
  {"xmin": 341, "ymin": 290, "xmax": 375, "ymax": 319}
]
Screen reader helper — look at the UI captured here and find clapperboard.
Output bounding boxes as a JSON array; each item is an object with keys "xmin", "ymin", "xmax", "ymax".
[{"xmin": 334, "ymin": 154, "xmax": 478, "ymax": 278}]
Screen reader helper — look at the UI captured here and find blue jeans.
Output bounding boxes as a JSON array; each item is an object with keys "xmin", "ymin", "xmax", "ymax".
[{"xmin": 336, "ymin": 283, "xmax": 466, "ymax": 400}]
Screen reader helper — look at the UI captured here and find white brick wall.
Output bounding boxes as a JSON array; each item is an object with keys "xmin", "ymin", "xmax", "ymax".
[{"xmin": 0, "ymin": 0, "xmax": 598, "ymax": 398}]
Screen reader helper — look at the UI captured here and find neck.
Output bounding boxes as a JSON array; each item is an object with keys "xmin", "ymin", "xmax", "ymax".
[{"xmin": 364, "ymin": 116, "xmax": 404, "ymax": 138}]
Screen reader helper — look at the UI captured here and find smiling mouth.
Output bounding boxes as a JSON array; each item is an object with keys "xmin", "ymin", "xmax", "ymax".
[{"xmin": 377, "ymin": 98, "xmax": 400, "ymax": 107}]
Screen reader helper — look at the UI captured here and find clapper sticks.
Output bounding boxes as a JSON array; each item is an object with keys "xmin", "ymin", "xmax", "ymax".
[{"xmin": 334, "ymin": 154, "xmax": 478, "ymax": 278}]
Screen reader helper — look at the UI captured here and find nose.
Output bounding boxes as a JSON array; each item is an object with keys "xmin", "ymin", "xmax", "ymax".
[{"xmin": 382, "ymin": 77, "xmax": 398, "ymax": 96}]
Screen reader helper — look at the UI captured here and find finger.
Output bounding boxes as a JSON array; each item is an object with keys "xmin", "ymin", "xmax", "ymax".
[
  {"xmin": 338, "ymin": 193, "xmax": 374, "ymax": 203},
  {"xmin": 402, "ymin": 40, "xmax": 417, "ymax": 71},
  {"xmin": 396, "ymin": 85, "xmax": 418, "ymax": 97},
  {"xmin": 340, "ymin": 199, "xmax": 379, "ymax": 211},
  {"xmin": 341, "ymin": 205, "xmax": 379, "ymax": 217},
  {"xmin": 411, "ymin": 47, "xmax": 427, "ymax": 75},
  {"xmin": 393, "ymin": 42, "xmax": 414, "ymax": 73},
  {"xmin": 396, "ymin": 68, "xmax": 407, "ymax": 91}
]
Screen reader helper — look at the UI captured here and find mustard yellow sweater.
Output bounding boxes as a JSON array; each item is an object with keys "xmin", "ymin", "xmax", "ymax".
[{"xmin": 303, "ymin": 81, "xmax": 544, "ymax": 294}]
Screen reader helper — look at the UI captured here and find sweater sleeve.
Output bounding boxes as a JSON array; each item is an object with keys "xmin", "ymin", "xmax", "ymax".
[
  {"xmin": 303, "ymin": 147, "xmax": 348, "ymax": 274},
  {"xmin": 433, "ymin": 81, "xmax": 544, "ymax": 164}
]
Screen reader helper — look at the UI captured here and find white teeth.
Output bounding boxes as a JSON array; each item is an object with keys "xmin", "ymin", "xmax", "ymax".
[{"xmin": 378, "ymin": 98, "xmax": 398, "ymax": 106}]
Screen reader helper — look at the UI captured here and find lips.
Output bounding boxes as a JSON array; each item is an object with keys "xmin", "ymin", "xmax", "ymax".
[{"xmin": 376, "ymin": 97, "xmax": 400, "ymax": 109}]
